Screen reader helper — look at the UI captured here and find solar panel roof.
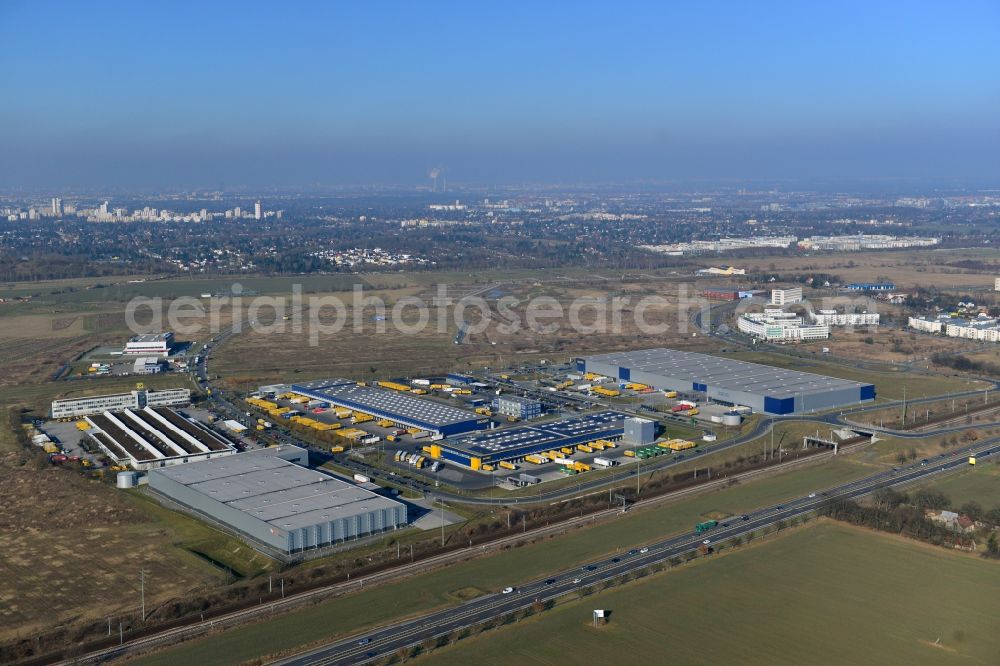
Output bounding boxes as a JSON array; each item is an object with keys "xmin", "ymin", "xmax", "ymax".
[
  {"xmin": 292, "ymin": 379, "xmax": 480, "ymax": 428},
  {"xmin": 446, "ymin": 411, "xmax": 628, "ymax": 456}
]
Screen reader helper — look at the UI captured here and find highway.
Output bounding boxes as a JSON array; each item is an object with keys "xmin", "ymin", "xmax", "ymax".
[{"xmin": 272, "ymin": 440, "xmax": 1000, "ymax": 666}]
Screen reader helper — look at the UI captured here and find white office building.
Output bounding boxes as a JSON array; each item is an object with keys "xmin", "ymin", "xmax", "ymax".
[
  {"xmin": 811, "ymin": 310, "xmax": 879, "ymax": 326},
  {"xmin": 771, "ymin": 287, "xmax": 803, "ymax": 305},
  {"xmin": 738, "ymin": 310, "xmax": 830, "ymax": 341},
  {"xmin": 51, "ymin": 388, "xmax": 191, "ymax": 419}
]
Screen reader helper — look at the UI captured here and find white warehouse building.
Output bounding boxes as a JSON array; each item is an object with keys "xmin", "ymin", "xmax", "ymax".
[
  {"xmin": 124, "ymin": 332, "xmax": 174, "ymax": 356},
  {"xmin": 148, "ymin": 446, "xmax": 408, "ymax": 555}
]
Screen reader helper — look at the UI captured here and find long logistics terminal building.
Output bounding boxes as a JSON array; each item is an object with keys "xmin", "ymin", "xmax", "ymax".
[
  {"xmin": 433, "ymin": 411, "xmax": 652, "ymax": 469},
  {"xmin": 289, "ymin": 379, "xmax": 490, "ymax": 437},
  {"xmin": 149, "ymin": 446, "xmax": 408, "ymax": 555},
  {"xmin": 85, "ymin": 406, "xmax": 237, "ymax": 470},
  {"xmin": 578, "ymin": 348, "xmax": 875, "ymax": 415}
]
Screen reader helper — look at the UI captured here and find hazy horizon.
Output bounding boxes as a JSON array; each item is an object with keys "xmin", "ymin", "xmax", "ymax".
[{"xmin": 3, "ymin": 1, "xmax": 999, "ymax": 189}]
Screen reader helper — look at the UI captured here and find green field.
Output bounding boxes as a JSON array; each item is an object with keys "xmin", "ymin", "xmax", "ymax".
[
  {"xmin": 918, "ymin": 459, "xmax": 1000, "ymax": 509},
  {"xmin": 428, "ymin": 522, "xmax": 1000, "ymax": 665},
  {"xmin": 136, "ymin": 458, "xmax": 869, "ymax": 666}
]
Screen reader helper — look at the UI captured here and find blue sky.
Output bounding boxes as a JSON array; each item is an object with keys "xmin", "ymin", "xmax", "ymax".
[{"xmin": 2, "ymin": 1, "xmax": 999, "ymax": 188}]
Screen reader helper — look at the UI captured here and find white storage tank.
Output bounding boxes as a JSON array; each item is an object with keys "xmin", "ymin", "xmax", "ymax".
[
  {"xmin": 722, "ymin": 412, "xmax": 743, "ymax": 427},
  {"xmin": 116, "ymin": 471, "xmax": 138, "ymax": 489}
]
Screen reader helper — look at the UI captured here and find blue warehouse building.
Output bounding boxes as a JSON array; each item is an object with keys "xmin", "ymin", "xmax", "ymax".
[
  {"xmin": 439, "ymin": 411, "xmax": 636, "ymax": 468},
  {"xmin": 291, "ymin": 379, "xmax": 490, "ymax": 437},
  {"xmin": 578, "ymin": 349, "xmax": 875, "ymax": 415}
]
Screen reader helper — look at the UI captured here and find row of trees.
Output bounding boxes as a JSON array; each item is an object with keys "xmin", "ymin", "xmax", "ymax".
[{"xmin": 931, "ymin": 353, "xmax": 1000, "ymax": 378}]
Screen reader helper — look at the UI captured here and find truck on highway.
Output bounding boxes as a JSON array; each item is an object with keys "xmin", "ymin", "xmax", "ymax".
[
  {"xmin": 695, "ymin": 519, "xmax": 718, "ymax": 533},
  {"xmin": 353, "ymin": 473, "xmax": 371, "ymax": 484}
]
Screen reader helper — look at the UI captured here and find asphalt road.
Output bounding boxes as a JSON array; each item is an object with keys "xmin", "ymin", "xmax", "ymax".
[{"xmin": 272, "ymin": 440, "xmax": 999, "ymax": 666}]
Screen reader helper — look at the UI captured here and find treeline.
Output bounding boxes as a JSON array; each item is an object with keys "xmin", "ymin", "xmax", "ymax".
[
  {"xmin": 931, "ymin": 353, "xmax": 1000, "ymax": 377},
  {"xmin": 823, "ymin": 487, "xmax": 1000, "ymax": 558}
]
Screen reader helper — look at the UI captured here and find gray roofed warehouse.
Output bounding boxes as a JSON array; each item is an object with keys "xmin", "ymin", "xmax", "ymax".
[
  {"xmin": 148, "ymin": 447, "xmax": 407, "ymax": 554},
  {"xmin": 578, "ymin": 348, "xmax": 875, "ymax": 414}
]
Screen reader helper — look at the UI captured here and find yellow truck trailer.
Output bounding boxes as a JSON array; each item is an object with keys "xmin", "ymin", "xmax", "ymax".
[
  {"xmin": 499, "ymin": 460, "xmax": 517, "ymax": 470},
  {"xmin": 576, "ymin": 444, "xmax": 593, "ymax": 454},
  {"xmin": 377, "ymin": 418, "xmax": 395, "ymax": 428},
  {"xmin": 377, "ymin": 381, "xmax": 411, "ymax": 392},
  {"xmin": 525, "ymin": 454, "xmax": 549, "ymax": 465}
]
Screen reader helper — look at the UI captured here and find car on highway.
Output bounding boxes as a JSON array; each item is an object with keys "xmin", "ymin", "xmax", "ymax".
[
  {"xmin": 572, "ymin": 577, "xmax": 582, "ymax": 584},
  {"xmin": 741, "ymin": 514, "xmax": 750, "ymax": 521},
  {"xmin": 585, "ymin": 565, "xmax": 597, "ymax": 571},
  {"xmin": 921, "ymin": 459, "xmax": 929, "ymax": 465},
  {"xmin": 502, "ymin": 587, "xmax": 515, "ymax": 594},
  {"xmin": 702, "ymin": 539, "xmax": 711, "ymax": 545},
  {"xmin": 358, "ymin": 638, "xmax": 371, "ymax": 646},
  {"xmin": 611, "ymin": 557, "xmax": 621, "ymax": 563},
  {"xmin": 628, "ymin": 549, "xmax": 638, "ymax": 555},
  {"xmin": 808, "ymin": 493, "xmax": 816, "ymax": 498},
  {"xmin": 640, "ymin": 547, "xmax": 649, "ymax": 554}
]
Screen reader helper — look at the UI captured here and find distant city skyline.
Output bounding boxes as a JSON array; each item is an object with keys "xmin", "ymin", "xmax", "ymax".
[{"xmin": 2, "ymin": 1, "xmax": 999, "ymax": 188}]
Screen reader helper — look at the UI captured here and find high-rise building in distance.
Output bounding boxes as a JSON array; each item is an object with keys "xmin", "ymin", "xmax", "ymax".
[{"xmin": 254, "ymin": 200, "xmax": 262, "ymax": 220}]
